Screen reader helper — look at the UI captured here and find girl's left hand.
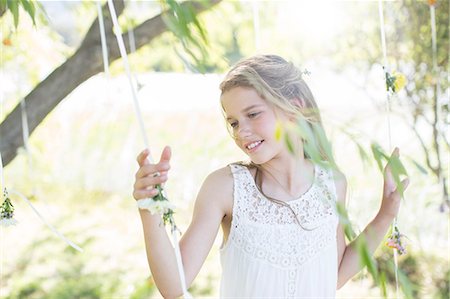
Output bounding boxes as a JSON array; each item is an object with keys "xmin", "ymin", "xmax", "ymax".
[{"xmin": 378, "ymin": 148, "xmax": 410, "ymax": 221}]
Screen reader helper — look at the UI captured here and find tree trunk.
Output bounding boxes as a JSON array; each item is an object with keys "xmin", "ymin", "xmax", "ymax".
[{"xmin": 0, "ymin": 0, "xmax": 221, "ymax": 166}]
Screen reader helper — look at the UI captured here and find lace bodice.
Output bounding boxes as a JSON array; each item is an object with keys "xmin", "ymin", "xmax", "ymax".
[{"xmin": 220, "ymin": 163, "xmax": 339, "ymax": 298}]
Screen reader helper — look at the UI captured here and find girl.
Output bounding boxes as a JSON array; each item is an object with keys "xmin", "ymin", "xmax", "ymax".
[{"xmin": 132, "ymin": 55, "xmax": 409, "ymax": 298}]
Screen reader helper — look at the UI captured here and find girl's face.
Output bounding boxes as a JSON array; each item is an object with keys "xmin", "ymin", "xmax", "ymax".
[{"xmin": 221, "ymin": 87, "xmax": 289, "ymax": 164}]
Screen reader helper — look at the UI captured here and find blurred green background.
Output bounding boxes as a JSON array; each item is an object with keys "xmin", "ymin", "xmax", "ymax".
[{"xmin": 1, "ymin": 0, "xmax": 448, "ymax": 298}]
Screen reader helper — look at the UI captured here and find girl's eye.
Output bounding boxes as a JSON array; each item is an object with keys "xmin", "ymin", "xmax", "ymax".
[
  {"xmin": 230, "ymin": 121, "xmax": 238, "ymax": 128},
  {"xmin": 248, "ymin": 112, "xmax": 260, "ymax": 118}
]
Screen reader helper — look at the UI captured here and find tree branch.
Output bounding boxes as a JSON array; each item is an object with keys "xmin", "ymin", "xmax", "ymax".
[{"xmin": 0, "ymin": 0, "xmax": 222, "ymax": 167}]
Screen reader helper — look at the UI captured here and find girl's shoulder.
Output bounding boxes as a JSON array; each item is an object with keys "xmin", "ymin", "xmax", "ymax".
[
  {"xmin": 201, "ymin": 165, "xmax": 234, "ymax": 194},
  {"xmin": 204, "ymin": 161, "xmax": 251, "ymax": 183},
  {"xmin": 198, "ymin": 165, "xmax": 235, "ymax": 215}
]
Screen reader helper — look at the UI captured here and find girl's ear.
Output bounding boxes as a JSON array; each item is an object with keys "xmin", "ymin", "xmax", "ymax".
[{"xmin": 291, "ymin": 97, "xmax": 306, "ymax": 109}]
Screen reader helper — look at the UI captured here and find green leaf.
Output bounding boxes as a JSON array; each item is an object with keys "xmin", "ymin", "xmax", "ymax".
[
  {"xmin": 284, "ymin": 133, "xmax": 295, "ymax": 155},
  {"xmin": 0, "ymin": 0, "xmax": 7, "ymax": 10},
  {"xmin": 7, "ymin": 0, "xmax": 19, "ymax": 28},
  {"xmin": 356, "ymin": 142, "xmax": 371, "ymax": 167},
  {"xmin": 379, "ymin": 271, "xmax": 387, "ymax": 298},
  {"xmin": 398, "ymin": 264, "xmax": 415, "ymax": 299},
  {"xmin": 294, "ymin": 117, "xmax": 323, "ymax": 165},
  {"xmin": 388, "ymin": 153, "xmax": 408, "ymax": 196},
  {"xmin": 312, "ymin": 122, "xmax": 337, "ymax": 168},
  {"xmin": 160, "ymin": 0, "xmax": 210, "ymax": 73},
  {"xmin": 409, "ymin": 157, "xmax": 428, "ymax": 175},
  {"xmin": 335, "ymin": 202, "xmax": 356, "ymax": 241},
  {"xmin": 357, "ymin": 237, "xmax": 379, "ymax": 284},
  {"xmin": 20, "ymin": 0, "xmax": 36, "ymax": 25},
  {"xmin": 371, "ymin": 143, "xmax": 388, "ymax": 172}
]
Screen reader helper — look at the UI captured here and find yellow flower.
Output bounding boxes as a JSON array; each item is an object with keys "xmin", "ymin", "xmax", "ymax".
[
  {"xmin": 274, "ymin": 121, "xmax": 283, "ymax": 141},
  {"xmin": 393, "ymin": 71, "xmax": 407, "ymax": 92}
]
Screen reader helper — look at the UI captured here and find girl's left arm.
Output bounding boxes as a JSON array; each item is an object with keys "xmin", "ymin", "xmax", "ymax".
[{"xmin": 335, "ymin": 148, "xmax": 409, "ymax": 289}]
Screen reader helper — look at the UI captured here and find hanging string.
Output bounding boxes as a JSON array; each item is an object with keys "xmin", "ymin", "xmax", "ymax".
[
  {"xmin": 377, "ymin": 1, "xmax": 400, "ymax": 298},
  {"xmin": 19, "ymin": 98, "xmax": 41, "ymax": 204},
  {"xmin": 0, "ymin": 151, "xmax": 83, "ymax": 251},
  {"xmin": 125, "ymin": 3, "xmax": 143, "ymax": 91},
  {"xmin": 429, "ymin": 0, "xmax": 446, "ymax": 212},
  {"xmin": 252, "ymin": 0, "xmax": 260, "ymax": 52},
  {"xmin": 96, "ymin": 1, "xmax": 110, "ymax": 76},
  {"xmin": 11, "ymin": 189, "xmax": 83, "ymax": 252},
  {"xmin": 106, "ymin": 1, "xmax": 190, "ymax": 298}
]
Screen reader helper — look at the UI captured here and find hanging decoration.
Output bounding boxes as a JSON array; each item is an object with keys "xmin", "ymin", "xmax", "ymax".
[
  {"xmin": 96, "ymin": 1, "xmax": 110, "ymax": 76},
  {"xmin": 0, "ymin": 151, "xmax": 83, "ymax": 251},
  {"xmin": 377, "ymin": 1, "xmax": 411, "ymax": 298},
  {"xmin": 106, "ymin": 1, "xmax": 191, "ymax": 298},
  {"xmin": 0, "ymin": 188, "xmax": 17, "ymax": 226},
  {"xmin": 384, "ymin": 70, "xmax": 407, "ymax": 94},
  {"xmin": 0, "ymin": 29, "xmax": 82, "ymax": 253}
]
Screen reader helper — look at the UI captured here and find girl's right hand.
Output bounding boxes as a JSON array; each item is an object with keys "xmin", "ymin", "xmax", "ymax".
[{"xmin": 133, "ymin": 146, "xmax": 172, "ymax": 201}]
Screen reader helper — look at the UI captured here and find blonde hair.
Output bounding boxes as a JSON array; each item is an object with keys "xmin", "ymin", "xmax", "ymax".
[{"xmin": 220, "ymin": 54, "xmax": 335, "ymax": 164}]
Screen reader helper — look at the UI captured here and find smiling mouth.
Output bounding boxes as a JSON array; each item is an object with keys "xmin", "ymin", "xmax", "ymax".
[{"xmin": 246, "ymin": 140, "xmax": 264, "ymax": 150}]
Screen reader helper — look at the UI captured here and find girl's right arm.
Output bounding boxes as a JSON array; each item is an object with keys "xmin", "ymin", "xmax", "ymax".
[{"xmin": 133, "ymin": 147, "xmax": 232, "ymax": 298}]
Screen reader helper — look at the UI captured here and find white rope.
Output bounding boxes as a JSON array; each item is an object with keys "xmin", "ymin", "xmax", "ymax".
[
  {"xmin": 9, "ymin": 189, "xmax": 83, "ymax": 252},
  {"xmin": 0, "ymin": 152, "xmax": 82, "ymax": 252},
  {"xmin": 0, "ymin": 153, "xmax": 4, "ymax": 202},
  {"xmin": 106, "ymin": 1, "xmax": 190, "ymax": 297},
  {"xmin": 107, "ymin": 0, "xmax": 149, "ymax": 151},
  {"xmin": 430, "ymin": 3, "xmax": 446, "ymax": 201},
  {"xmin": 20, "ymin": 99, "xmax": 38, "ymax": 201},
  {"xmin": 126, "ymin": 8, "xmax": 142, "ymax": 90},
  {"xmin": 20, "ymin": 100, "xmax": 31, "ymax": 176},
  {"xmin": 377, "ymin": 0, "xmax": 392, "ymax": 149},
  {"xmin": 172, "ymin": 230, "xmax": 191, "ymax": 298},
  {"xmin": 96, "ymin": 1, "xmax": 110, "ymax": 76},
  {"xmin": 252, "ymin": 0, "xmax": 260, "ymax": 51},
  {"xmin": 128, "ymin": 23, "xmax": 136, "ymax": 54},
  {"xmin": 377, "ymin": 1, "xmax": 399, "ymax": 298},
  {"xmin": 378, "ymin": 1, "xmax": 388, "ymax": 70}
]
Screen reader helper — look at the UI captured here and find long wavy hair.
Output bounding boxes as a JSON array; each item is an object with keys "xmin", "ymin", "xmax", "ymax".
[{"xmin": 219, "ymin": 54, "xmax": 336, "ymax": 166}]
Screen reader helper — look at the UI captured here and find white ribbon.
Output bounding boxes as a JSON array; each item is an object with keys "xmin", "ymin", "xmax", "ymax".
[
  {"xmin": 378, "ymin": 1, "xmax": 399, "ymax": 298},
  {"xmin": 0, "ymin": 152, "xmax": 82, "ymax": 252},
  {"xmin": 8, "ymin": 189, "xmax": 83, "ymax": 252},
  {"xmin": 96, "ymin": 1, "xmax": 110, "ymax": 76},
  {"xmin": 106, "ymin": 1, "xmax": 190, "ymax": 297}
]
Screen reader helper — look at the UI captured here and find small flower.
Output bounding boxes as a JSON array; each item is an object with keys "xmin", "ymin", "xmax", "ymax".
[
  {"xmin": 385, "ymin": 69, "xmax": 407, "ymax": 93},
  {"xmin": 393, "ymin": 71, "xmax": 406, "ymax": 92},
  {"xmin": 274, "ymin": 121, "xmax": 283, "ymax": 141},
  {"xmin": 137, "ymin": 198, "xmax": 176, "ymax": 216},
  {"xmin": 0, "ymin": 217, "xmax": 18, "ymax": 227},
  {"xmin": 428, "ymin": 0, "xmax": 436, "ymax": 6},
  {"xmin": 302, "ymin": 69, "xmax": 311, "ymax": 76},
  {"xmin": 136, "ymin": 184, "xmax": 178, "ymax": 228},
  {"xmin": 2, "ymin": 38, "xmax": 12, "ymax": 46},
  {"xmin": 385, "ymin": 226, "xmax": 408, "ymax": 255},
  {"xmin": 1, "ymin": 190, "xmax": 18, "ymax": 227}
]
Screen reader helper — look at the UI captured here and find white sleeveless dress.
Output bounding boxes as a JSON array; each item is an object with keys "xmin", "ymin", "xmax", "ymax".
[{"xmin": 220, "ymin": 163, "xmax": 339, "ymax": 298}]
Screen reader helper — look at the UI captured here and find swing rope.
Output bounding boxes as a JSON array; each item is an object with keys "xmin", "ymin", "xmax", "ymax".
[
  {"xmin": 96, "ymin": 1, "xmax": 110, "ymax": 76},
  {"xmin": 106, "ymin": 1, "xmax": 190, "ymax": 298},
  {"xmin": 19, "ymin": 99, "xmax": 35, "ymax": 198},
  {"xmin": 429, "ymin": 1, "xmax": 446, "ymax": 210},
  {"xmin": 252, "ymin": 0, "xmax": 260, "ymax": 51},
  {"xmin": 377, "ymin": 1, "xmax": 400, "ymax": 298}
]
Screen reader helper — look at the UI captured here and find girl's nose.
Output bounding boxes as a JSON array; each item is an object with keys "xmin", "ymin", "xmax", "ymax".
[{"xmin": 236, "ymin": 124, "xmax": 252, "ymax": 139}]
